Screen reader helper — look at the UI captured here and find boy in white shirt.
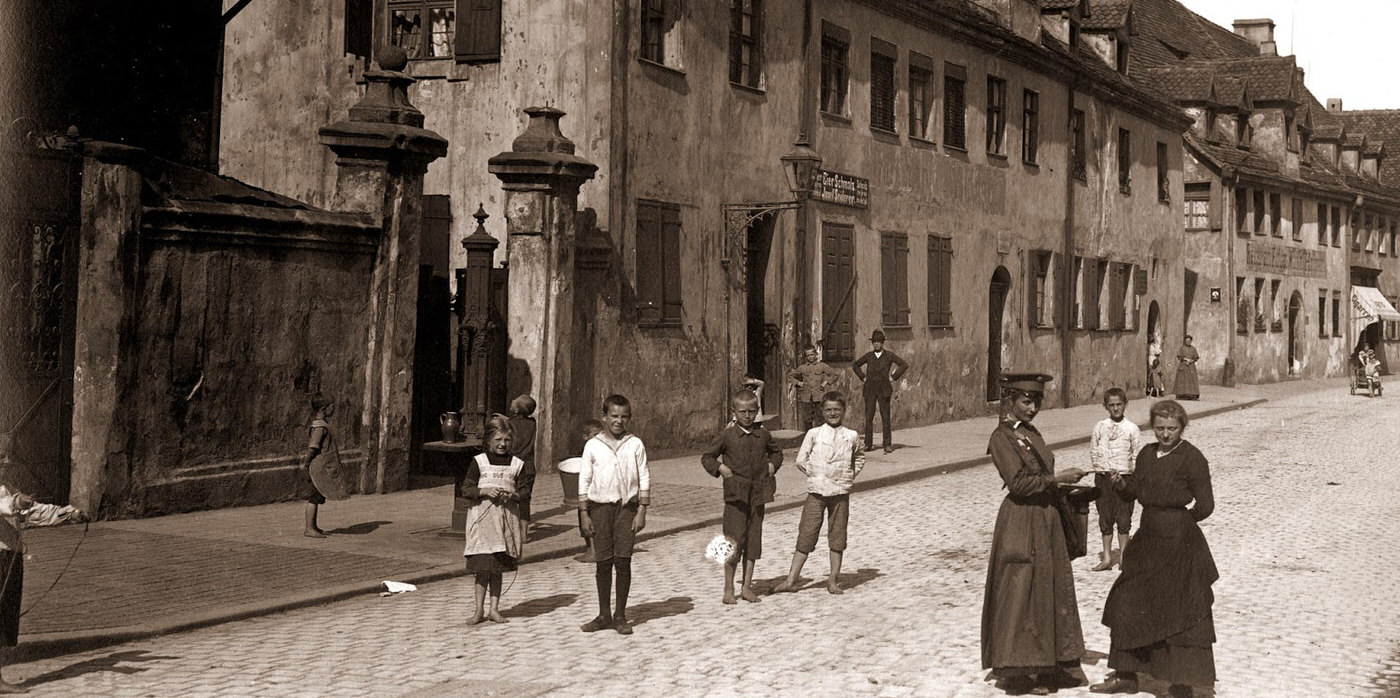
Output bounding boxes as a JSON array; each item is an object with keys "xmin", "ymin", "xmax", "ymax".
[
  {"xmin": 772, "ymin": 392, "xmax": 865, "ymax": 595},
  {"xmin": 1089, "ymin": 387, "xmax": 1141, "ymax": 571},
  {"xmin": 577, "ymin": 394, "xmax": 650, "ymax": 635}
]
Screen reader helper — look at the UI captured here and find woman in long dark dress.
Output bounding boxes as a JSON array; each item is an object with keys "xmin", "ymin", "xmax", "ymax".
[
  {"xmin": 1091, "ymin": 400, "xmax": 1217, "ymax": 698},
  {"xmin": 982, "ymin": 373, "xmax": 1088, "ymax": 696},
  {"xmin": 1173, "ymin": 336, "xmax": 1200, "ymax": 400}
]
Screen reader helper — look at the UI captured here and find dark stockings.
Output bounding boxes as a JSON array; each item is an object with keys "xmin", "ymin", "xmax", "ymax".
[
  {"xmin": 594, "ymin": 559, "xmax": 633, "ymax": 620},
  {"xmin": 595, "ymin": 561, "xmax": 612, "ymax": 620},
  {"xmin": 614, "ymin": 558, "xmax": 631, "ymax": 619}
]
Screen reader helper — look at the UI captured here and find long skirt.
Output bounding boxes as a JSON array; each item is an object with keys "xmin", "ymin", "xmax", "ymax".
[
  {"xmin": 0, "ymin": 549, "xmax": 22, "ymax": 647},
  {"xmin": 1173, "ymin": 363, "xmax": 1200, "ymax": 399},
  {"xmin": 1102, "ymin": 508, "xmax": 1217, "ymax": 686}
]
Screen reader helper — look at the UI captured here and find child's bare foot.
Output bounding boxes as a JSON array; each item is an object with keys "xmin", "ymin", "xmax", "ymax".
[
  {"xmin": 486, "ymin": 610, "xmax": 508, "ymax": 623},
  {"xmin": 466, "ymin": 611, "xmax": 484, "ymax": 625},
  {"xmin": 0, "ymin": 680, "xmax": 26, "ymax": 694},
  {"xmin": 772, "ymin": 579, "xmax": 799, "ymax": 593},
  {"xmin": 722, "ymin": 593, "xmax": 738, "ymax": 605},
  {"xmin": 740, "ymin": 587, "xmax": 761, "ymax": 603},
  {"xmin": 303, "ymin": 529, "xmax": 327, "ymax": 538},
  {"xmin": 826, "ymin": 582, "xmax": 844, "ymax": 595}
]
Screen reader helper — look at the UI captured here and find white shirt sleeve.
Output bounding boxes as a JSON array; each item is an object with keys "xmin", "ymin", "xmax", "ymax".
[{"xmin": 635, "ymin": 440, "xmax": 651, "ymax": 505}]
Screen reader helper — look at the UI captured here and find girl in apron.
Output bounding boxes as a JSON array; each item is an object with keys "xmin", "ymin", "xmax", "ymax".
[{"xmin": 463, "ymin": 415, "xmax": 535, "ymax": 625}]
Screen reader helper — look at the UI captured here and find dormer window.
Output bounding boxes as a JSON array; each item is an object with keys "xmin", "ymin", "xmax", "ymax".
[
  {"xmin": 1069, "ymin": 20, "xmax": 1080, "ymax": 49},
  {"xmin": 1114, "ymin": 38, "xmax": 1129, "ymax": 74},
  {"xmin": 1284, "ymin": 114, "xmax": 1296, "ymax": 151},
  {"xmin": 1205, "ymin": 109, "xmax": 1217, "ymax": 140},
  {"xmin": 1237, "ymin": 115, "xmax": 1252, "ymax": 149}
]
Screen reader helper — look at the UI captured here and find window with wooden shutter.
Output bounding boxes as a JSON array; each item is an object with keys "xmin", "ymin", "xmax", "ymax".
[
  {"xmin": 943, "ymin": 64, "xmax": 966, "ymax": 150},
  {"xmin": 1117, "ymin": 128, "xmax": 1131, "ymax": 193},
  {"xmin": 1156, "ymin": 142, "xmax": 1169, "ymax": 202},
  {"xmin": 1253, "ymin": 190, "xmax": 1265, "ymax": 236},
  {"xmin": 1291, "ymin": 197, "xmax": 1304, "ymax": 242},
  {"xmin": 1319, "ymin": 291, "xmax": 1328, "ymax": 338},
  {"xmin": 823, "ymin": 222, "xmax": 856, "ymax": 361},
  {"xmin": 1235, "ymin": 187, "xmax": 1249, "ymax": 236},
  {"xmin": 1208, "ymin": 180, "xmax": 1222, "ymax": 230},
  {"xmin": 1027, "ymin": 250, "xmax": 1053, "ymax": 328},
  {"xmin": 1022, "ymin": 89, "xmax": 1039, "ymax": 164},
  {"xmin": 389, "ymin": 0, "xmax": 457, "ymax": 59},
  {"xmin": 1332, "ymin": 292, "xmax": 1341, "ymax": 337},
  {"xmin": 455, "ymin": 0, "xmax": 502, "ymax": 63},
  {"xmin": 820, "ymin": 24, "xmax": 849, "ymax": 116},
  {"xmin": 985, "ymin": 76, "xmax": 1005, "ymax": 154},
  {"xmin": 729, "ymin": 0, "xmax": 761, "ymax": 88},
  {"xmin": 927, "ymin": 236, "xmax": 953, "ymax": 328},
  {"xmin": 345, "ymin": 0, "xmax": 374, "ymax": 57},
  {"xmin": 636, "ymin": 200, "xmax": 682, "ymax": 327},
  {"xmin": 1184, "ymin": 184, "xmax": 1209, "ymax": 230},
  {"xmin": 1317, "ymin": 203, "xmax": 1328, "ymax": 246},
  {"xmin": 1094, "ymin": 260, "xmax": 1109, "ymax": 329},
  {"xmin": 880, "ymin": 232, "xmax": 909, "ymax": 327},
  {"xmin": 1270, "ymin": 193, "xmax": 1282, "ymax": 237},
  {"xmin": 908, "ymin": 56, "xmax": 933, "ymax": 141},
  {"xmin": 870, "ymin": 41, "xmax": 896, "ymax": 133},
  {"xmin": 1070, "ymin": 109, "xmax": 1086, "ymax": 180}
]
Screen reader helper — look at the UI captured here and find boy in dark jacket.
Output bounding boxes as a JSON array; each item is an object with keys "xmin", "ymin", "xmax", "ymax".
[{"xmin": 701, "ymin": 390, "xmax": 782, "ymax": 604}]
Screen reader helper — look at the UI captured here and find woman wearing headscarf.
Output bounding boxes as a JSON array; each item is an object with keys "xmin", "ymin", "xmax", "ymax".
[
  {"xmin": 982, "ymin": 372, "xmax": 1088, "ymax": 695},
  {"xmin": 1091, "ymin": 399, "xmax": 1217, "ymax": 698}
]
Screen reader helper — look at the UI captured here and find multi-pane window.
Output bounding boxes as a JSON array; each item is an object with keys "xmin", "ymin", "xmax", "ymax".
[
  {"xmin": 635, "ymin": 200, "xmax": 683, "ymax": 327},
  {"xmin": 1319, "ymin": 291, "xmax": 1328, "ymax": 338},
  {"xmin": 927, "ymin": 236, "xmax": 953, "ymax": 327},
  {"xmin": 1028, "ymin": 251, "xmax": 1054, "ymax": 328},
  {"xmin": 1317, "ymin": 203, "xmax": 1328, "ymax": 246},
  {"xmin": 1291, "ymin": 198, "xmax": 1304, "ymax": 242},
  {"xmin": 820, "ymin": 29, "xmax": 849, "ymax": 116},
  {"xmin": 1022, "ymin": 90, "xmax": 1039, "ymax": 164},
  {"xmin": 389, "ymin": 0, "xmax": 456, "ymax": 60},
  {"xmin": 1117, "ymin": 128, "xmax": 1131, "ymax": 193},
  {"xmin": 985, "ymin": 77, "xmax": 1006, "ymax": 155},
  {"xmin": 908, "ymin": 58, "xmax": 933, "ymax": 141},
  {"xmin": 1156, "ymin": 142, "xmax": 1169, "ymax": 202},
  {"xmin": 1184, "ymin": 187, "xmax": 1210, "ymax": 230},
  {"xmin": 641, "ymin": 0, "xmax": 668, "ymax": 64},
  {"xmin": 823, "ymin": 222, "xmax": 856, "ymax": 360},
  {"xmin": 1269, "ymin": 193, "xmax": 1282, "ymax": 237},
  {"xmin": 880, "ymin": 232, "xmax": 910, "ymax": 326},
  {"xmin": 728, "ymin": 0, "xmax": 761, "ymax": 88},
  {"xmin": 1331, "ymin": 206, "xmax": 1342, "ymax": 247},
  {"xmin": 1071, "ymin": 109, "xmax": 1086, "ymax": 180},
  {"xmin": 1332, "ymin": 292, "xmax": 1342, "ymax": 337},
  {"xmin": 870, "ymin": 42, "xmax": 897, "ymax": 133},
  {"xmin": 943, "ymin": 64, "xmax": 967, "ymax": 150}
]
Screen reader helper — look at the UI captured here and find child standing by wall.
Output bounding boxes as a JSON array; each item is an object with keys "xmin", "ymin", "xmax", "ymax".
[
  {"xmin": 300, "ymin": 394, "xmax": 344, "ymax": 538},
  {"xmin": 578, "ymin": 395, "xmax": 650, "ymax": 635},
  {"xmin": 507, "ymin": 395, "xmax": 538, "ymax": 523},
  {"xmin": 789, "ymin": 346, "xmax": 840, "ymax": 431},
  {"xmin": 773, "ymin": 391, "xmax": 864, "ymax": 595},
  {"xmin": 1090, "ymin": 387, "xmax": 1141, "ymax": 572},
  {"xmin": 462, "ymin": 414, "xmax": 534, "ymax": 624},
  {"xmin": 702, "ymin": 390, "xmax": 783, "ymax": 604}
]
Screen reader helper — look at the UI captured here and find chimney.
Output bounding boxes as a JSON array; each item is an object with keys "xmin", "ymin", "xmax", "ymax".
[
  {"xmin": 1327, "ymin": 98, "xmax": 1343, "ymax": 114},
  {"xmin": 1233, "ymin": 18, "xmax": 1277, "ymax": 56}
]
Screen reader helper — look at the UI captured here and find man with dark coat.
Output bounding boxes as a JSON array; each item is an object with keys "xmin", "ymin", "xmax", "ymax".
[{"xmin": 852, "ymin": 330, "xmax": 909, "ymax": 453}]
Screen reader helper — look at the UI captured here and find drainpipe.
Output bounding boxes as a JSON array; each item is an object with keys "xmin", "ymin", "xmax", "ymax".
[
  {"xmin": 1221, "ymin": 167, "xmax": 1237, "ymax": 386},
  {"xmin": 1060, "ymin": 81, "xmax": 1079, "ymax": 408}
]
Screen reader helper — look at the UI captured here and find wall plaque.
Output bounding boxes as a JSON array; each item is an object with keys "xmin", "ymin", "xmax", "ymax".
[
  {"xmin": 1244, "ymin": 241, "xmax": 1326, "ymax": 279},
  {"xmin": 811, "ymin": 170, "xmax": 870, "ymax": 209}
]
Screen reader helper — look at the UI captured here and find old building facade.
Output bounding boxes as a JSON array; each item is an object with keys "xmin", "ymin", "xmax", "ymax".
[
  {"xmin": 1110, "ymin": 0, "xmax": 1400, "ymax": 384},
  {"xmin": 220, "ymin": 0, "xmax": 1190, "ymax": 456}
]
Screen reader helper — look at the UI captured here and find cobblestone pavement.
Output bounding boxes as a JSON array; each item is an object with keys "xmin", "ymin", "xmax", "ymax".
[{"xmin": 6, "ymin": 387, "xmax": 1397, "ymax": 697}]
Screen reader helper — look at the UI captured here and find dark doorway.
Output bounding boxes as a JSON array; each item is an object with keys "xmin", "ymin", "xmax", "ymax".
[
  {"xmin": 987, "ymin": 267, "xmax": 1011, "ymax": 402},
  {"xmin": 1287, "ymin": 292, "xmax": 1302, "ymax": 375},
  {"xmin": 746, "ymin": 218, "xmax": 776, "ymax": 417},
  {"xmin": 1147, "ymin": 300, "xmax": 1161, "ymax": 343},
  {"xmin": 0, "ymin": 146, "xmax": 81, "ymax": 504}
]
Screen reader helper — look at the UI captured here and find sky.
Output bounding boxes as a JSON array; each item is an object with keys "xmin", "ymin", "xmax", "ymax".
[{"xmin": 1175, "ymin": 0, "xmax": 1400, "ymax": 111}]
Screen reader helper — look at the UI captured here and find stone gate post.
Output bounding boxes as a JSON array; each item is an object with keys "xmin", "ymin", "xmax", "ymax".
[
  {"xmin": 319, "ymin": 48, "xmax": 447, "ymax": 494},
  {"xmin": 488, "ymin": 108, "xmax": 597, "ymax": 474}
]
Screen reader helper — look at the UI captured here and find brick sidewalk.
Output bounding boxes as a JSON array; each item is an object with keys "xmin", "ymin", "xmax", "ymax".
[{"xmin": 9, "ymin": 379, "xmax": 1334, "ymax": 660}]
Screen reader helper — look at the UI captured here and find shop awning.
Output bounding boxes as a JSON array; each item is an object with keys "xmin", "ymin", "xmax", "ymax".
[{"xmin": 1352, "ymin": 286, "xmax": 1400, "ymax": 326}]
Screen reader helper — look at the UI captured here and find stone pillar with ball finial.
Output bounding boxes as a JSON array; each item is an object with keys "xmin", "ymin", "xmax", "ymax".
[
  {"xmin": 319, "ymin": 46, "xmax": 447, "ymax": 494},
  {"xmin": 488, "ymin": 107, "xmax": 597, "ymax": 475}
]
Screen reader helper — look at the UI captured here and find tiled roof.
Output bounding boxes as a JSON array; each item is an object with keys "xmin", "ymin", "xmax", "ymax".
[
  {"xmin": 1214, "ymin": 77, "xmax": 1249, "ymax": 110},
  {"xmin": 1040, "ymin": 0, "xmax": 1081, "ymax": 9},
  {"xmin": 1340, "ymin": 110, "xmax": 1400, "ymax": 183},
  {"xmin": 1083, "ymin": 0, "xmax": 1131, "ymax": 30},
  {"xmin": 1195, "ymin": 56, "xmax": 1298, "ymax": 104},
  {"xmin": 1344, "ymin": 133, "xmax": 1368, "ymax": 148},
  {"xmin": 1135, "ymin": 66, "xmax": 1213, "ymax": 103},
  {"xmin": 1127, "ymin": 0, "xmax": 1255, "ymax": 71}
]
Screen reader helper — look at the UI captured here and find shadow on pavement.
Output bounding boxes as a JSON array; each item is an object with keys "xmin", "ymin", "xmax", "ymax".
[
  {"xmin": 502, "ymin": 593, "xmax": 578, "ymax": 620},
  {"xmin": 627, "ymin": 596, "xmax": 694, "ymax": 626},
  {"xmin": 325, "ymin": 520, "xmax": 392, "ymax": 535},
  {"xmin": 19, "ymin": 650, "xmax": 178, "ymax": 687},
  {"xmin": 525, "ymin": 522, "xmax": 573, "ymax": 544},
  {"xmin": 837, "ymin": 567, "xmax": 882, "ymax": 591}
]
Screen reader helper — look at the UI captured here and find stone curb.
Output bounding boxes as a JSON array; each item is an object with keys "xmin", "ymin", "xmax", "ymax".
[{"xmin": 8, "ymin": 397, "xmax": 1266, "ymax": 663}]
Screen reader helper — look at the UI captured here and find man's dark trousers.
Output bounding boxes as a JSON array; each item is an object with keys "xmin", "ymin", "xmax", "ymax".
[{"xmin": 863, "ymin": 390, "xmax": 891, "ymax": 450}]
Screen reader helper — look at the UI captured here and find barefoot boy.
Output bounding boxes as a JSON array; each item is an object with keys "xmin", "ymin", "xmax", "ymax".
[
  {"xmin": 1089, "ymin": 387, "xmax": 1140, "ymax": 571},
  {"xmin": 702, "ymin": 390, "xmax": 782, "ymax": 604},
  {"xmin": 774, "ymin": 391, "xmax": 864, "ymax": 594},
  {"xmin": 578, "ymin": 395, "xmax": 650, "ymax": 635}
]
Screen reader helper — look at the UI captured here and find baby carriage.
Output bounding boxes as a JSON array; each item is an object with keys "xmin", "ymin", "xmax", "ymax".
[{"xmin": 1349, "ymin": 354, "xmax": 1383, "ymax": 397}]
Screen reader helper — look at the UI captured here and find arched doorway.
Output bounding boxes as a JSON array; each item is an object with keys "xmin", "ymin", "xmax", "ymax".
[
  {"xmin": 987, "ymin": 267, "xmax": 1012, "ymax": 401},
  {"xmin": 1288, "ymin": 291, "xmax": 1303, "ymax": 375},
  {"xmin": 1146, "ymin": 300, "xmax": 1161, "ymax": 389},
  {"xmin": 745, "ymin": 217, "xmax": 777, "ymax": 417}
]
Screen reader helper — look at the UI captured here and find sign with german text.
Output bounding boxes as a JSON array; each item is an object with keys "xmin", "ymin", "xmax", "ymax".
[
  {"xmin": 812, "ymin": 170, "xmax": 870, "ymax": 209},
  {"xmin": 1244, "ymin": 241, "xmax": 1326, "ymax": 279}
]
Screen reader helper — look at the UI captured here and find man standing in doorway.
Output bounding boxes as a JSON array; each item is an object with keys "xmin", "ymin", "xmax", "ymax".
[{"xmin": 852, "ymin": 330, "xmax": 909, "ymax": 453}]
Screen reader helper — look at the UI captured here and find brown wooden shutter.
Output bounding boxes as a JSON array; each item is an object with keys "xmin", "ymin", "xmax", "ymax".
[
  {"xmin": 344, "ymin": 0, "xmax": 373, "ymax": 57},
  {"xmin": 455, "ymin": 0, "xmax": 502, "ymax": 63},
  {"xmin": 1026, "ymin": 254, "xmax": 1038, "ymax": 328},
  {"xmin": 895, "ymin": 234, "xmax": 910, "ymax": 325},
  {"xmin": 1208, "ymin": 179, "xmax": 1223, "ymax": 230},
  {"xmin": 661, "ymin": 205, "xmax": 682, "ymax": 324},
  {"xmin": 881, "ymin": 233, "xmax": 896, "ymax": 326},
  {"xmin": 636, "ymin": 202, "xmax": 663, "ymax": 325},
  {"xmin": 927, "ymin": 236, "xmax": 952, "ymax": 327},
  {"xmin": 823, "ymin": 223, "xmax": 856, "ymax": 360}
]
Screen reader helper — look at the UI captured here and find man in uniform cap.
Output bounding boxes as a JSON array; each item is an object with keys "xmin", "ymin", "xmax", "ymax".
[{"xmin": 852, "ymin": 330, "xmax": 909, "ymax": 453}]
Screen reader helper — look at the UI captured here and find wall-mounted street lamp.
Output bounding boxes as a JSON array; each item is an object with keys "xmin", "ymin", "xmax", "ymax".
[{"xmin": 722, "ymin": 136, "xmax": 823, "ymax": 274}]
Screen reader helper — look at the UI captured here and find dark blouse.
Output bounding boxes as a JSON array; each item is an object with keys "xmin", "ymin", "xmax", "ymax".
[{"xmin": 1120, "ymin": 440, "xmax": 1213, "ymax": 522}]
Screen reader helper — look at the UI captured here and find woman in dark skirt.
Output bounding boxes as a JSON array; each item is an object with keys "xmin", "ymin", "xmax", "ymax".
[
  {"xmin": 982, "ymin": 373, "xmax": 1088, "ymax": 696},
  {"xmin": 1092, "ymin": 399, "xmax": 1217, "ymax": 698},
  {"xmin": 1172, "ymin": 336, "xmax": 1200, "ymax": 400}
]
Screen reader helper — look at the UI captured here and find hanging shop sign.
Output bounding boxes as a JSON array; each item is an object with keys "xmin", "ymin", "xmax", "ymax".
[
  {"xmin": 811, "ymin": 170, "xmax": 869, "ymax": 209},
  {"xmin": 1244, "ymin": 241, "xmax": 1326, "ymax": 278}
]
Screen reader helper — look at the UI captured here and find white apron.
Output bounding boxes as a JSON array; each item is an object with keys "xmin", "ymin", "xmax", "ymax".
[{"xmin": 462, "ymin": 453, "xmax": 525, "ymax": 559}]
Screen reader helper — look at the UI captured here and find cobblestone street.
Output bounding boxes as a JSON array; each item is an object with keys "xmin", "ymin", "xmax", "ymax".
[{"xmin": 6, "ymin": 386, "xmax": 1398, "ymax": 697}]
